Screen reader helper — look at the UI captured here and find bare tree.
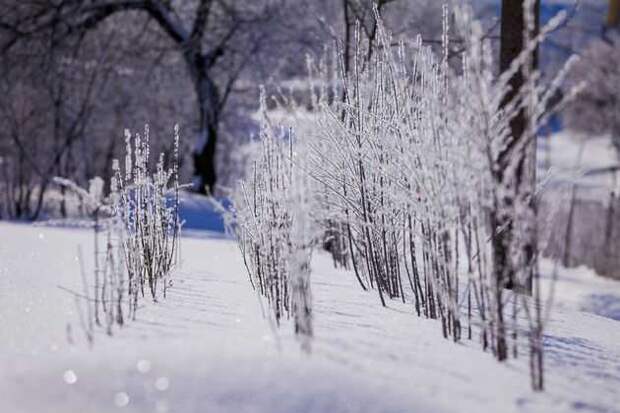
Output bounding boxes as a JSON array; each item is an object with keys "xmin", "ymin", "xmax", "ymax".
[
  {"xmin": 0, "ymin": 23, "xmax": 117, "ymax": 219},
  {"xmin": 565, "ymin": 36, "xmax": 620, "ymax": 151},
  {"xmin": 0, "ymin": 0, "xmax": 285, "ymax": 195},
  {"xmin": 494, "ymin": 0, "xmax": 540, "ymax": 296}
]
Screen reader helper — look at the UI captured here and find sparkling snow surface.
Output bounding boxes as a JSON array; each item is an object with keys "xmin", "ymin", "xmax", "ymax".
[{"xmin": 1, "ymin": 222, "xmax": 620, "ymax": 413}]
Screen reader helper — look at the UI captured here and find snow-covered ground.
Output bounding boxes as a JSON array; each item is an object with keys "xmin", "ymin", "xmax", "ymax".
[
  {"xmin": 2, "ymin": 221, "xmax": 620, "ymax": 413},
  {"xmin": 540, "ymin": 131, "xmax": 619, "ymax": 198}
]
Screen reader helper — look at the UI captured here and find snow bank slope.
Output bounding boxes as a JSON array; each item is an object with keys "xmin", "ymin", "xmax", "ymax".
[{"xmin": 1, "ymin": 222, "xmax": 620, "ymax": 413}]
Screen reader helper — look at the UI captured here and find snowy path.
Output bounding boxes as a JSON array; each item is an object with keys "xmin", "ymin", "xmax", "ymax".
[{"xmin": 1, "ymin": 222, "xmax": 620, "ymax": 413}]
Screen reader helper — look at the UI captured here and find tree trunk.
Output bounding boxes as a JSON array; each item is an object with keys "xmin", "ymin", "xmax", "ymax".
[
  {"xmin": 186, "ymin": 52, "xmax": 220, "ymax": 195},
  {"xmin": 496, "ymin": 0, "xmax": 539, "ymax": 293},
  {"xmin": 192, "ymin": 118, "xmax": 218, "ymax": 195},
  {"xmin": 608, "ymin": 0, "xmax": 620, "ymax": 28}
]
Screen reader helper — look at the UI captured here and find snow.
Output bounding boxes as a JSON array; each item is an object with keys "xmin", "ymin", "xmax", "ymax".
[
  {"xmin": 2, "ymin": 221, "xmax": 620, "ymax": 413},
  {"xmin": 540, "ymin": 131, "xmax": 619, "ymax": 197}
]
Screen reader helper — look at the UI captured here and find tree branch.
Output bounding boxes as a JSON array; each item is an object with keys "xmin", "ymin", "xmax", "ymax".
[{"xmin": 189, "ymin": 0, "xmax": 212, "ymax": 47}]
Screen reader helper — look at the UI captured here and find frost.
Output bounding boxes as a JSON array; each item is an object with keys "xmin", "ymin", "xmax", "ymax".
[
  {"xmin": 63, "ymin": 370, "xmax": 77, "ymax": 385},
  {"xmin": 228, "ymin": 92, "xmax": 317, "ymax": 352},
  {"xmin": 53, "ymin": 125, "xmax": 182, "ymax": 339},
  {"xmin": 136, "ymin": 359, "xmax": 152, "ymax": 374},
  {"xmin": 229, "ymin": 3, "xmax": 580, "ymax": 389},
  {"xmin": 113, "ymin": 392, "xmax": 130, "ymax": 407},
  {"xmin": 154, "ymin": 377, "xmax": 170, "ymax": 392}
]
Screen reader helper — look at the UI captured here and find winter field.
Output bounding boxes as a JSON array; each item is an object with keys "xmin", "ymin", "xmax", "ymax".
[
  {"xmin": 2, "ymin": 1, "xmax": 620, "ymax": 412},
  {"xmin": 2, "ymin": 215, "xmax": 620, "ymax": 413}
]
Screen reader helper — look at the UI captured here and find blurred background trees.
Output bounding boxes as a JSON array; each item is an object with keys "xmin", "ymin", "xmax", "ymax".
[
  {"xmin": 0, "ymin": 0, "xmax": 615, "ymax": 221},
  {"xmin": 0, "ymin": 0, "xmax": 443, "ymax": 219}
]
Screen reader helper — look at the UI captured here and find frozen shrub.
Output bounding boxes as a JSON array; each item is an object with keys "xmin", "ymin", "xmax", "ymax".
[
  {"xmin": 564, "ymin": 35, "xmax": 620, "ymax": 151},
  {"xmin": 114, "ymin": 125, "xmax": 181, "ymax": 310},
  {"xmin": 55, "ymin": 125, "xmax": 181, "ymax": 336},
  {"xmin": 230, "ymin": 95, "xmax": 316, "ymax": 351},
  {"xmin": 231, "ymin": 3, "xmax": 582, "ymax": 389}
]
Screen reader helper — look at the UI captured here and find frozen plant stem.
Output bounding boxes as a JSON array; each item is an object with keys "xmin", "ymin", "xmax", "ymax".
[{"xmin": 55, "ymin": 125, "xmax": 181, "ymax": 337}]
